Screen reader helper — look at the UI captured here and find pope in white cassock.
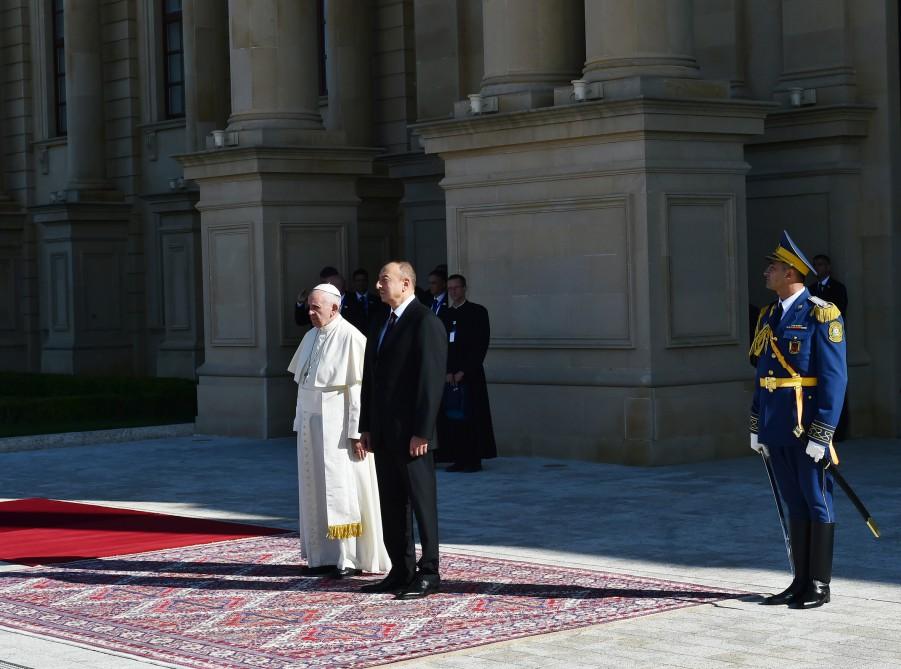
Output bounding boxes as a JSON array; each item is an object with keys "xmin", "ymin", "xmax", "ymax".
[{"xmin": 288, "ymin": 283, "xmax": 391, "ymax": 578}]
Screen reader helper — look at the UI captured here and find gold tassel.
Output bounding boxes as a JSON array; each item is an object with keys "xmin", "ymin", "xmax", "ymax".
[
  {"xmin": 812, "ymin": 302, "xmax": 841, "ymax": 323},
  {"xmin": 749, "ymin": 322, "xmax": 771, "ymax": 359},
  {"xmin": 326, "ymin": 522, "xmax": 363, "ymax": 540}
]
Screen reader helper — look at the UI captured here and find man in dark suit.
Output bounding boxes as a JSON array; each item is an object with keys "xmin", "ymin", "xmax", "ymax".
[
  {"xmin": 421, "ymin": 268, "xmax": 448, "ymax": 318},
  {"xmin": 344, "ymin": 268, "xmax": 384, "ymax": 333},
  {"xmin": 295, "ymin": 268, "xmax": 352, "ymax": 327},
  {"xmin": 811, "ymin": 254, "xmax": 850, "ymax": 440},
  {"xmin": 810, "ymin": 255, "xmax": 848, "ymax": 316},
  {"xmin": 437, "ymin": 274, "xmax": 497, "ymax": 472},
  {"xmin": 359, "ymin": 261, "xmax": 447, "ymax": 599}
]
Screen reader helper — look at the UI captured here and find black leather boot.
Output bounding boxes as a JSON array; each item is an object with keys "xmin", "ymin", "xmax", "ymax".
[
  {"xmin": 791, "ymin": 521, "xmax": 834, "ymax": 609},
  {"xmin": 762, "ymin": 518, "xmax": 809, "ymax": 605}
]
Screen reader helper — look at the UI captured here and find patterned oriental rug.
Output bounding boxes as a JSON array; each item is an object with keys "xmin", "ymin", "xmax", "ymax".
[
  {"xmin": 0, "ymin": 535, "xmax": 742, "ymax": 669},
  {"xmin": 0, "ymin": 498, "xmax": 288, "ymax": 566}
]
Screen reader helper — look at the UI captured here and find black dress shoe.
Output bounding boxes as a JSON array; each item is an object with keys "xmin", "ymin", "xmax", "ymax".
[
  {"xmin": 332, "ymin": 567, "xmax": 362, "ymax": 579},
  {"xmin": 360, "ymin": 574, "xmax": 409, "ymax": 594},
  {"xmin": 395, "ymin": 577, "xmax": 440, "ymax": 600},
  {"xmin": 761, "ymin": 579, "xmax": 805, "ymax": 605},
  {"xmin": 300, "ymin": 564, "xmax": 336, "ymax": 576},
  {"xmin": 789, "ymin": 580, "xmax": 831, "ymax": 609}
]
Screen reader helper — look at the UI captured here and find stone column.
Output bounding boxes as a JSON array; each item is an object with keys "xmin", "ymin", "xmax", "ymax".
[
  {"xmin": 0, "ymin": 114, "xmax": 27, "ymax": 371},
  {"xmin": 775, "ymin": 0, "xmax": 855, "ymax": 105},
  {"xmin": 583, "ymin": 0, "xmax": 707, "ymax": 98},
  {"xmin": 178, "ymin": 0, "xmax": 377, "ymax": 438},
  {"xmin": 63, "ymin": 0, "xmax": 113, "ymax": 196},
  {"xmin": 480, "ymin": 0, "xmax": 584, "ymax": 110},
  {"xmin": 693, "ymin": 0, "xmax": 747, "ymax": 98},
  {"xmin": 415, "ymin": 0, "xmax": 774, "ymax": 466},
  {"xmin": 182, "ymin": 0, "xmax": 230, "ymax": 151},
  {"xmin": 226, "ymin": 0, "xmax": 323, "ymax": 145},
  {"xmin": 742, "ymin": 0, "xmax": 782, "ymax": 101},
  {"xmin": 325, "ymin": 0, "xmax": 374, "ymax": 146},
  {"xmin": 33, "ymin": 0, "xmax": 133, "ymax": 375}
]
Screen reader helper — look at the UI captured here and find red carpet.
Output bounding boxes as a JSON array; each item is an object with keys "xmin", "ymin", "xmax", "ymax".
[
  {"xmin": 0, "ymin": 534, "xmax": 743, "ymax": 669},
  {"xmin": 0, "ymin": 498, "xmax": 288, "ymax": 566}
]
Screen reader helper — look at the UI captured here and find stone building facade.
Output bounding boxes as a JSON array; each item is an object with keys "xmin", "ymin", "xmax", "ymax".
[{"xmin": 1, "ymin": 0, "xmax": 899, "ymax": 464}]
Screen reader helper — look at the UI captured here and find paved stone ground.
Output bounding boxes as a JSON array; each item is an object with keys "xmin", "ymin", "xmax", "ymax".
[{"xmin": 0, "ymin": 435, "xmax": 898, "ymax": 668}]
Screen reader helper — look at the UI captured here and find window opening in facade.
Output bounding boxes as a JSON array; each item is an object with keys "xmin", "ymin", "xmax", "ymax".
[
  {"xmin": 162, "ymin": 0, "xmax": 185, "ymax": 118},
  {"xmin": 318, "ymin": 0, "xmax": 327, "ymax": 96},
  {"xmin": 52, "ymin": 0, "xmax": 66, "ymax": 136}
]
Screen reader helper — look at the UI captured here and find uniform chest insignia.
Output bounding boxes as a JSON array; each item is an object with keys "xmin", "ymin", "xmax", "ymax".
[
  {"xmin": 828, "ymin": 321, "xmax": 844, "ymax": 343},
  {"xmin": 786, "ymin": 324, "xmax": 808, "ymax": 330},
  {"xmin": 788, "ymin": 340, "xmax": 801, "ymax": 354}
]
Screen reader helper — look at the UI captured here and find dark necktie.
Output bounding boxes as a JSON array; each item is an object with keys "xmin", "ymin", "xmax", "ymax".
[
  {"xmin": 432, "ymin": 299, "xmax": 440, "ymax": 314},
  {"xmin": 359, "ymin": 294, "xmax": 367, "ymax": 316},
  {"xmin": 379, "ymin": 312, "xmax": 397, "ymax": 351}
]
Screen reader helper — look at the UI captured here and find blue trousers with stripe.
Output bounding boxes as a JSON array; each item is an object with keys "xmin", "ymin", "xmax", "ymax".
[{"xmin": 769, "ymin": 445, "xmax": 835, "ymax": 523}]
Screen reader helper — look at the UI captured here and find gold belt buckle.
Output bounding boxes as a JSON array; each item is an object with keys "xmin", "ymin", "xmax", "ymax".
[{"xmin": 762, "ymin": 377, "xmax": 777, "ymax": 392}]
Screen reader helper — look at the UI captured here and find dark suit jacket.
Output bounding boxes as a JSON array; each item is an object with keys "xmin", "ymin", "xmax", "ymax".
[
  {"xmin": 344, "ymin": 291, "xmax": 385, "ymax": 333},
  {"xmin": 360, "ymin": 299, "xmax": 447, "ymax": 455},
  {"xmin": 420, "ymin": 293, "xmax": 448, "ymax": 319},
  {"xmin": 294, "ymin": 295, "xmax": 353, "ymax": 328},
  {"xmin": 809, "ymin": 276, "xmax": 848, "ymax": 318},
  {"xmin": 441, "ymin": 301, "xmax": 497, "ymax": 459}
]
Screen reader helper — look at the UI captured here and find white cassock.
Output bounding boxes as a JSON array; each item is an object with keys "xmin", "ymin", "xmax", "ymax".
[{"xmin": 288, "ymin": 315, "xmax": 390, "ymax": 573}]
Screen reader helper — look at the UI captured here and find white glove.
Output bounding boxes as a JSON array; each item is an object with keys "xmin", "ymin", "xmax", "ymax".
[
  {"xmin": 750, "ymin": 433, "xmax": 769, "ymax": 457},
  {"xmin": 805, "ymin": 441, "xmax": 826, "ymax": 462}
]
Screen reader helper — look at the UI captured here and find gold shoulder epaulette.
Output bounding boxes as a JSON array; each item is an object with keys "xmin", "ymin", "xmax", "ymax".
[{"xmin": 808, "ymin": 295, "xmax": 841, "ymax": 323}]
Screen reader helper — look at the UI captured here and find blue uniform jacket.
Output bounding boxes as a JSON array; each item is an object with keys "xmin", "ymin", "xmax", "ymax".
[{"xmin": 750, "ymin": 289, "xmax": 847, "ymax": 450}]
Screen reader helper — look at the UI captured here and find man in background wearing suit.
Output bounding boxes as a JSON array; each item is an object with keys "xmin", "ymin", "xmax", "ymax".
[
  {"xmin": 810, "ymin": 255, "xmax": 848, "ymax": 316},
  {"xmin": 345, "ymin": 268, "xmax": 384, "ymax": 333},
  {"xmin": 437, "ymin": 274, "xmax": 497, "ymax": 472},
  {"xmin": 359, "ymin": 261, "xmax": 447, "ymax": 599},
  {"xmin": 811, "ymin": 254, "xmax": 850, "ymax": 440},
  {"xmin": 295, "ymin": 267, "xmax": 352, "ymax": 327},
  {"xmin": 423, "ymin": 268, "xmax": 448, "ymax": 318}
]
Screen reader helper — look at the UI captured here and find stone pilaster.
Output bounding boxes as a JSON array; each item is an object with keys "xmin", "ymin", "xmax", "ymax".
[
  {"xmin": 0, "ymin": 197, "xmax": 27, "ymax": 371},
  {"xmin": 416, "ymin": 98, "xmax": 772, "ymax": 464},
  {"xmin": 33, "ymin": 202, "xmax": 134, "ymax": 374},
  {"xmin": 178, "ymin": 147, "xmax": 377, "ymax": 438}
]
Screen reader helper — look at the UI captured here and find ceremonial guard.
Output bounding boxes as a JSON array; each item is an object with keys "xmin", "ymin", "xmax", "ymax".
[{"xmin": 749, "ymin": 231, "xmax": 848, "ymax": 609}]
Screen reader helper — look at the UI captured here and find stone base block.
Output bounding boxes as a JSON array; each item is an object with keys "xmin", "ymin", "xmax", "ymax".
[
  {"xmin": 42, "ymin": 347, "xmax": 133, "ymax": 376},
  {"xmin": 195, "ymin": 374, "xmax": 296, "ymax": 439},
  {"xmin": 490, "ymin": 380, "xmax": 752, "ymax": 466},
  {"xmin": 156, "ymin": 348, "xmax": 203, "ymax": 380}
]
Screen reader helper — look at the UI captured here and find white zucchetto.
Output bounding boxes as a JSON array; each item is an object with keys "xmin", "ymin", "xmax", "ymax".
[{"xmin": 312, "ymin": 283, "xmax": 342, "ymax": 297}]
